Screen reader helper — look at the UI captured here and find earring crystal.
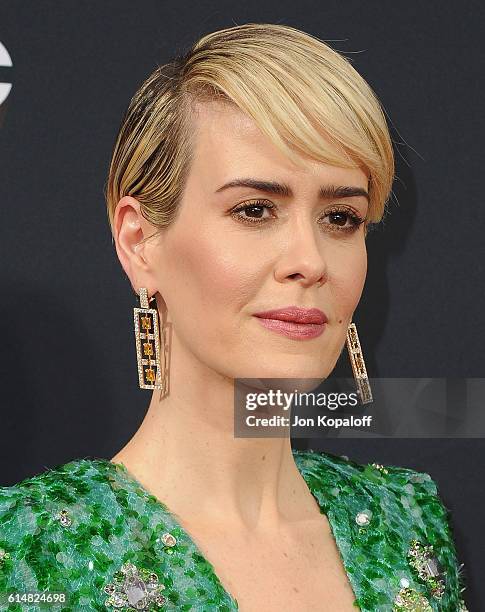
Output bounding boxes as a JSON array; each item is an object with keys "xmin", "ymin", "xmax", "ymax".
[
  {"xmin": 346, "ymin": 322, "xmax": 372, "ymax": 404},
  {"xmin": 133, "ymin": 287, "xmax": 165, "ymax": 390}
]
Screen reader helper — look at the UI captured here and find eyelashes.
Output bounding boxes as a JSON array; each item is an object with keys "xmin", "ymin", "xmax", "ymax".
[{"xmin": 229, "ymin": 199, "xmax": 366, "ymax": 234}]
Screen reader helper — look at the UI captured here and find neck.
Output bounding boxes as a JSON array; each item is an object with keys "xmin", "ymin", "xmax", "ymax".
[{"xmin": 111, "ymin": 332, "xmax": 320, "ymax": 532}]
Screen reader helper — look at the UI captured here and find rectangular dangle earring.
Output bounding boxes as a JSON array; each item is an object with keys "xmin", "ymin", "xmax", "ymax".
[
  {"xmin": 133, "ymin": 287, "xmax": 164, "ymax": 391},
  {"xmin": 346, "ymin": 322, "xmax": 373, "ymax": 404}
]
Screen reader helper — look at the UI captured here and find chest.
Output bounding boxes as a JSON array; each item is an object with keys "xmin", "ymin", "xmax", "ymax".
[{"xmin": 185, "ymin": 515, "xmax": 358, "ymax": 612}]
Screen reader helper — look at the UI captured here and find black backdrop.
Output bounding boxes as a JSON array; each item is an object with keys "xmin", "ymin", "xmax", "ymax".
[{"xmin": 1, "ymin": 2, "xmax": 483, "ymax": 609}]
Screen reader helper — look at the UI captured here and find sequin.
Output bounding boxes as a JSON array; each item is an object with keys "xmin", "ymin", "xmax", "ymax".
[
  {"xmin": 407, "ymin": 538, "xmax": 446, "ymax": 598},
  {"xmin": 103, "ymin": 562, "xmax": 166, "ymax": 610}
]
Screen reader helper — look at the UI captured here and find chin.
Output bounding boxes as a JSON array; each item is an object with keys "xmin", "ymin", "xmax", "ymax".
[{"xmin": 233, "ymin": 363, "xmax": 327, "ymax": 390}]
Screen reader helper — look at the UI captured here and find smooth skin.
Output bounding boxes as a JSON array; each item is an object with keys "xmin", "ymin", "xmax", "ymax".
[{"xmin": 111, "ymin": 100, "xmax": 369, "ymax": 611}]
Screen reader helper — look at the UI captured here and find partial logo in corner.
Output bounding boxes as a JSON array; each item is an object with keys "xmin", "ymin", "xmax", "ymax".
[{"xmin": 0, "ymin": 41, "xmax": 13, "ymax": 106}]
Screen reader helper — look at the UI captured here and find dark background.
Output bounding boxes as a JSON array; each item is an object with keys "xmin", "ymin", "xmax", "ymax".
[{"xmin": 0, "ymin": 2, "xmax": 483, "ymax": 608}]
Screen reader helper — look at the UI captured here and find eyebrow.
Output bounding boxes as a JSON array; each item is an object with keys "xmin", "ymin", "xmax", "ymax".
[{"xmin": 215, "ymin": 178, "xmax": 370, "ymax": 202}]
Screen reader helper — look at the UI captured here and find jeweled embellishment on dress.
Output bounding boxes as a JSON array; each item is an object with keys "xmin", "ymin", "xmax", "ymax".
[
  {"xmin": 370, "ymin": 462, "xmax": 389, "ymax": 474},
  {"xmin": 393, "ymin": 586, "xmax": 433, "ymax": 611},
  {"xmin": 0, "ymin": 548, "xmax": 11, "ymax": 567},
  {"xmin": 104, "ymin": 562, "xmax": 166, "ymax": 610},
  {"xmin": 161, "ymin": 532, "xmax": 176, "ymax": 547},
  {"xmin": 355, "ymin": 511, "xmax": 371, "ymax": 526},
  {"xmin": 54, "ymin": 509, "xmax": 72, "ymax": 527},
  {"xmin": 407, "ymin": 539, "xmax": 446, "ymax": 598}
]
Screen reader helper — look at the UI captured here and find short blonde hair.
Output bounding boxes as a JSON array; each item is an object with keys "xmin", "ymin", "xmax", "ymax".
[{"xmin": 105, "ymin": 22, "xmax": 395, "ymax": 241}]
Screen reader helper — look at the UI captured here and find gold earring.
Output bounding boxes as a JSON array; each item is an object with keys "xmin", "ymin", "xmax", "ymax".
[
  {"xmin": 346, "ymin": 322, "xmax": 372, "ymax": 404},
  {"xmin": 133, "ymin": 287, "xmax": 165, "ymax": 391}
]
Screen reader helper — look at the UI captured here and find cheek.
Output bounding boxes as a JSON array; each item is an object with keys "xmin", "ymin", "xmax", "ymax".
[
  {"xmin": 160, "ymin": 225, "xmax": 253, "ymax": 326},
  {"xmin": 330, "ymin": 242, "xmax": 367, "ymax": 316}
]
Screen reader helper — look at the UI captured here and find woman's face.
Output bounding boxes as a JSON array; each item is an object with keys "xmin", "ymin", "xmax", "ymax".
[{"xmin": 133, "ymin": 101, "xmax": 369, "ymax": 380}]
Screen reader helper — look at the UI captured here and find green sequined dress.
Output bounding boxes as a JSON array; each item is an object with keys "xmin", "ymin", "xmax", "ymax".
[{"xmin": 0, "ymin": 450, "xmax": 469, "ymax": 611}]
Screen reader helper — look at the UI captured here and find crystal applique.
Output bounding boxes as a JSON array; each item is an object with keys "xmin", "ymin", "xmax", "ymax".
[
  {"xmin": 370, "ymin": 462, "xmax": 389, "ymax": 474},
  {"xmin": 0, "ymin": 548, "xmax": 11, "ymax": 567},
  {"xmin": 161, "ymin": 532, "xmax": 177, "ymax": 547},
  {"xmin": 355, "ymin": 511, "xmax": 371, "ymax": 526},
  {"xmin": 104, "ymin": 562, "xmax": 166, "ymax": 610},
  {"xmin": 407, "ymin": 539, "xmax": 446, "ymax": 598},
  {"xmin": 393, "ymin": 586, "xmax": 433, "ymax": 611},
  {"xmin": 54, "ymin": 509, "xmax": 72, "ymax": 527},
  {"xmin": 458, "ymin": 597, "xmax": 469, "ymax": 611}
]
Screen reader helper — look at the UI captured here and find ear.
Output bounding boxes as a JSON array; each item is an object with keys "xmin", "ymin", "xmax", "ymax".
[{"xmin": 112, "ymin": 195, "xmax": 160, "ymax": 298}]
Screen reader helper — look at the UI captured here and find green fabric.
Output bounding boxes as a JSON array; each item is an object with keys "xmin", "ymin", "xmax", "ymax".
[{"xmin": 0, "ymin": 450, "xmax": 469, "ymax": 611}]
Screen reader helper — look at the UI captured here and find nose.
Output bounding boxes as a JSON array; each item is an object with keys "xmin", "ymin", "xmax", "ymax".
[{"xmin": 274, "ymin": 219, "xmax": 328, "ymax": 288}]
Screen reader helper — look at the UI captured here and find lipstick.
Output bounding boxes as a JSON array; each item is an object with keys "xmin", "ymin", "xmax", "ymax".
[{"xmin": 253, "ymin": 306, "xmax": 328, "ymax": 340}]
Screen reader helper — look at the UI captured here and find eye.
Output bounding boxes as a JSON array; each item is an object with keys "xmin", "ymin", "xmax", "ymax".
[
  {"xmin": 230, "ymin": 199, "xmax": 276, "ymax": 225},
  {"xmin": 319, "ymin": 206, "xmax": 366, "ymax": 233}
]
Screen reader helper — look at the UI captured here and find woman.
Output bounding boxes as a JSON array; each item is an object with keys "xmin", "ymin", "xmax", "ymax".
[{"xmin": 0, "ymin": 23, "xmax": 468, "ymax": 612}]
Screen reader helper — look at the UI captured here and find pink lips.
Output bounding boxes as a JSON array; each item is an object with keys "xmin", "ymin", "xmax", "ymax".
[{"xmin": 253, "ymin": 306, "xmax": 328, "ymax": 340}]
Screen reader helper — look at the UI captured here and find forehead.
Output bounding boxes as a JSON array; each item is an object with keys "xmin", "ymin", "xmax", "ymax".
[{"xmin": 188, "ymin": 100, "xmax": 369, "ymax": 190}]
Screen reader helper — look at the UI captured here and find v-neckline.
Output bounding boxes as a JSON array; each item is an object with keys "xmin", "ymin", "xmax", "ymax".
[{"xmin": 97, "ymin": 450, "xmax": 360, "ymax": 610}]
